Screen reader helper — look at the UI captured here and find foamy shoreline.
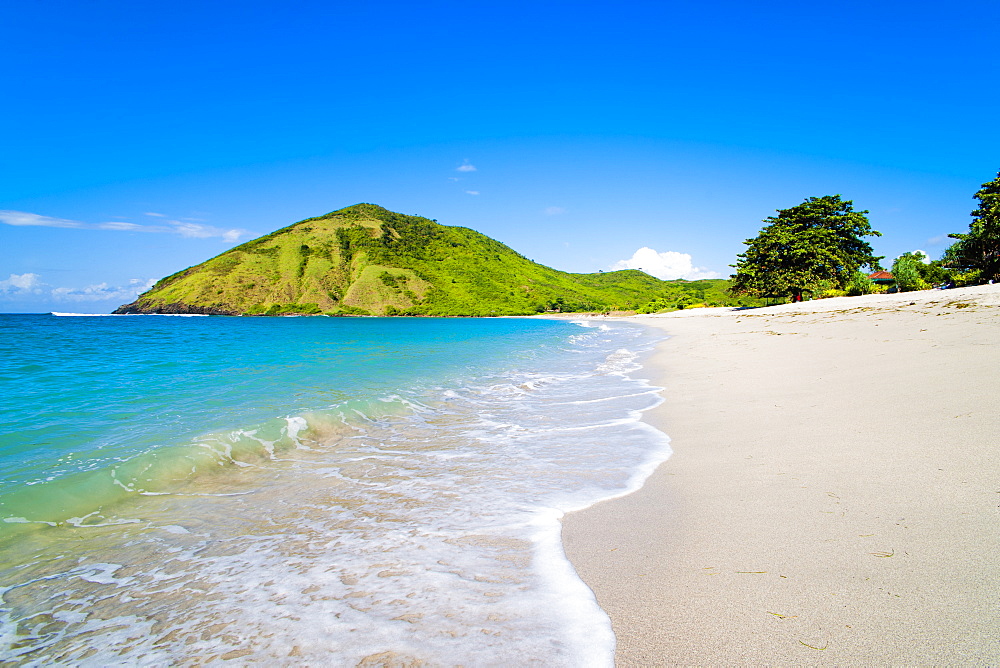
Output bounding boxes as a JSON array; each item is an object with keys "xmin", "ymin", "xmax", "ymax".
[
  {"xmin": 0, "ymin": 316, "xmax": 670, "ymax": 664},
  {"xmin": 563, "ymin": 285, "xmax": 1000, "ymax": 664}
]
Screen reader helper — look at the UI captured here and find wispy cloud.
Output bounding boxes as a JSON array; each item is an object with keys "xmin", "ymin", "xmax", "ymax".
[
  {"xmin": 98, "ymin": 222, "xmax": 146, "ymax": 231},
  {"xmin": 0, "ymin": 210, "xmax": 249, "ymax": 242},
  {"xmin": 465, "ymin": 190, "xmax": 480, "ymax": 196},
  {"xmin": 0, "ymin": 273, "xmax": 156, "ymax": 303},
  {"xmin": 0, "ymin": 211, "xmax": 83, "ymax": 229},
  {"xmin": 170, "ymin": 221, "xmax": 245, "ymax": 242},
  {"xmin": 611, "ymin": 247, "xmax": 721, "ymax": 280},
  {"xmin": 456, "ymin": 160, "xmax": 477, "ymax": 172},
  {"xmin": 144, "ymin": 212, "xmax": 167, "ymax": 218},
  {"xmin": 544, "ymin": 206, "xmax": 566, "ymax": 216}
]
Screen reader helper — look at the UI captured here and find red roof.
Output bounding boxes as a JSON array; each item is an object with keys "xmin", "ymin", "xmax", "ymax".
[{"xmin": 868, "ymin": 270, "xmax": 894, "ymax": 280}]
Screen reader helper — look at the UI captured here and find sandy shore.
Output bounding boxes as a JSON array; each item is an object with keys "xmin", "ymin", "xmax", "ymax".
[{"xmin": 563, "ymin": 284, "xmax": 1000, "ymax": 665}]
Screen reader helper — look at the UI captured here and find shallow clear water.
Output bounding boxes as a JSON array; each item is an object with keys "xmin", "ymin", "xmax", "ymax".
[{"xmin": 0, "ymin": 314, "xmax": 668, "ymax": 665}]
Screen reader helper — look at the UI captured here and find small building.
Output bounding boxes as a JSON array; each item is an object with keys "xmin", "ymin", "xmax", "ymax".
[{"xmin": 868, "ymin": 270, "xmax": 894, "ymax": 286}]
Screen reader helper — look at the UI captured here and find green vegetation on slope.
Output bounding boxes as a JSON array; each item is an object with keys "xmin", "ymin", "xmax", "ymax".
[{"xmin": 116, "ymin": 204, "xmax": 754, "ymax": 316}]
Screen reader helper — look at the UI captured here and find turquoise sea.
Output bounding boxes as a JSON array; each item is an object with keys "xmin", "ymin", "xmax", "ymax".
[{"xmin": 0, "ymin": 313, "xmax": 669, "ymax": 665}]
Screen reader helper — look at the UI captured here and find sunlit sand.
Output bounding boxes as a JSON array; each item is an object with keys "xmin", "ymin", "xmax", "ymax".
[{"xmin": 565, "ymin": 284, "xmax": 1000, "ymax": 664}]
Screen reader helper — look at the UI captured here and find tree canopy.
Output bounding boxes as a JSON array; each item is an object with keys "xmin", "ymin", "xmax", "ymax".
[
  {"xmin": 944, "ymin": 169, "xmax": 1000, "ymax": 283},
  {"xmin": 891, "ymin": 252, "xmax": 930, "ymax": 292},
  {"xmin": 730, "ymin": 195, "xmax": 882, "ymax": 300}
]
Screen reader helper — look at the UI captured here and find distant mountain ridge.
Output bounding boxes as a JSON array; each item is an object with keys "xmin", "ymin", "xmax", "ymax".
[{"xmin": 114, "ymin": 204, "xmax": 733, "ymax": 316}]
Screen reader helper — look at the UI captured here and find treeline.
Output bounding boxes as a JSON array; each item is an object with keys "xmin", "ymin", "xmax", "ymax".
[
  {"xmin": 724, "ymin": 169, "xmax": 1000, "ymax": 305},
  {"xmin": 635, "ymin": 280, "xmax": 761, "ymax": 313}
]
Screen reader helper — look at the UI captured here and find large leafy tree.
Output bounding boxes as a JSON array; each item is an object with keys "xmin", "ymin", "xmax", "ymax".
[
  {"xmin": 730, "ymin": 195, "xmax": 882, "ymax": 300},
  {"xmin": 944, "ymin": 169, "xmax": 1000, "ymax": 283}
]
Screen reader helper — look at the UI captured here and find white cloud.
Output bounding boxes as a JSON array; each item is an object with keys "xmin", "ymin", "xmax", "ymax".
[
  {"xmin": 51, "ymin": 283, "xmax": 114, "ymax": 299},
  {"xmin": 96, "ymin": 221, "xmax": 145, "ymax": 231},
  {"xmin": 0, "ymin": 209, "xmax": 248, "ymax": 242},
  {"xmin": 0, "ymin": 273, "xmax": 44, "ymax": 292},
  {"xmin": 544, "ymin": 206, "xmax": 566, "ymax": 216},
  {"xmin": 465, "ymin": 190, "xmax": 480, "ymax": 196},
  {"xmin": 0, "ymin": 211, "xmax": 84, "ymax": 228},
  {"xmin": 910, "ymin": 249, "xmax": 932, "ymax": 263},
  {"xmin": 144, "ymin": 212, "xmax": 167, "ymax": 218},
  {"xmin": 0, "ymin": 274, "xmax": 156, "ymax": 304},
  {"xmin": 168, "ymin": 220, "xmax": 246, "ymax": 241},
  {"xmin": 456, "ymin": 160, "xmax": 477, "ymax": 172},
  {"xmin": 50, "ymin": 278, "xmax": 155, "ymax": 302},
  {"xmin": 611, "ymin": 247, "xmax": 722, "ymax": 280}
]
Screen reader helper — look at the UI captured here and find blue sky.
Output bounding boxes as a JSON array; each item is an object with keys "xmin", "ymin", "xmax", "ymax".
[{"xmin": 2, "ymin": 0, "xmax": 998, "ymax": 312}]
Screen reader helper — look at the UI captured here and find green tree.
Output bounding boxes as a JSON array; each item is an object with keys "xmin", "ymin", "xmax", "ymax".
[
  {"xmin": 730, "ymin": 195, "xmax": 883, "ymax": 301},
  {"xmin": 916, "ymin": 260, "xmax": 952, "ymax": 286},
  {"xmin": 902, "ymin": 251, "xmax": 952, "ymax": 286},
  {"xmin": 845, "ymin": 270, "xmax": 876, "ymax": 296},
  {"xmin": 945, "ymin": 169, "xmax": 1000, "ymax": 283},
  {"xmin": 891, "ymin": 253, "xmax": 929, "ymax": 292}
]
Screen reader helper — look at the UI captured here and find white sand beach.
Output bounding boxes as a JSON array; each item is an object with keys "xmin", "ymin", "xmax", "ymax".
[{"xmin": 563, "ymin": 284, "xmax": 1000, "ymax": 665}]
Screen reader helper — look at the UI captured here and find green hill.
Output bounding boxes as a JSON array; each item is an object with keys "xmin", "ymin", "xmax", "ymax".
[{"xmin": 114, "ymin": 204, "xmax": 751, "ymax": 316}]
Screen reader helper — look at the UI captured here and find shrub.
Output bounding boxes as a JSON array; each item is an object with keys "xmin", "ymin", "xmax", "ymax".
[
  {"xmin": 952, "ymin": 270, "xmax": 982, "ymax": 287},
  {"xmin": 846, "ymin": 271, "xmax": 875, "ymax": 296},
  {"xmin": 892, "ymin": 253, "xmax": 930, "ymax": 292},
  {"xmin": 637, "ymin": 299, "xmax": 670, "ymax": 314}
]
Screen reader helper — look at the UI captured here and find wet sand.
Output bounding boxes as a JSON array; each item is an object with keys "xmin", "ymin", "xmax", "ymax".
[{"xmin": 563, "ymin": 284, "xmax": 1000, "ymax": 665}]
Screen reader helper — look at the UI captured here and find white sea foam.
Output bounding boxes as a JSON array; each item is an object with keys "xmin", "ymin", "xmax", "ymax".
[
  {"xmin": 50, "ymin": 312, "xmax": 209, "ymax": 317},
  {"xmin": 50, "ymin": 312, "xmax": 119, "ymax": 317},
  {"xmin": 0, "ymin": 320, "xmax": 670, "ymax": 665}
]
